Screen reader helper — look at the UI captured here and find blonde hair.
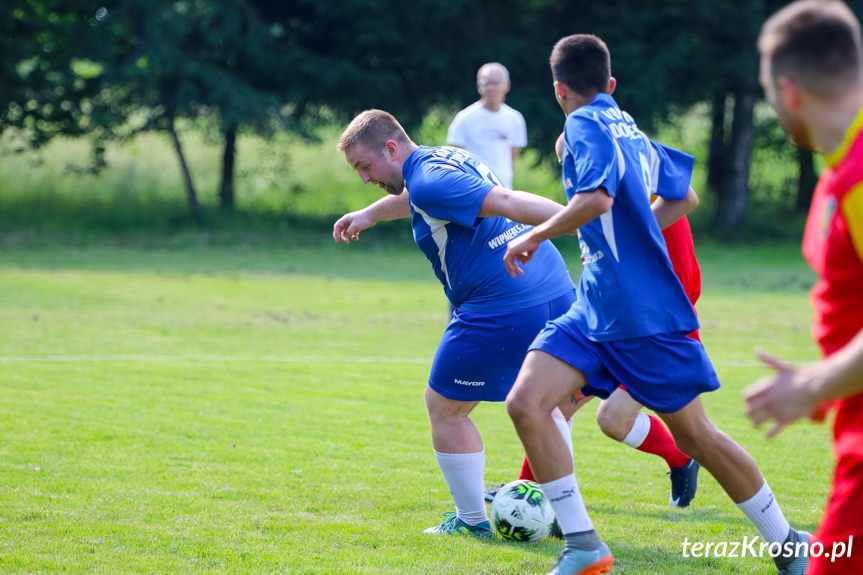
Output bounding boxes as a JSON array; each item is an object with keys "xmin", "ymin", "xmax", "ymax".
[
  {"xmin": 760, "ymin": 0, "xmax": 863, "ymax": 95},
  {"xmin": 337, "ymin": 109, "xmax": 410, "ymax": 152}
]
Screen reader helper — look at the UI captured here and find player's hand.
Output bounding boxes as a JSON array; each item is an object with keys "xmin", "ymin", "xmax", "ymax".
[
  {"xmin": 743, "ymin": 351, "xmax": 818, "ymax": 438},
  {"xmin": 503, "ymin": 233, "xmax": 542, "ymax": 277},
  {"xmin": 333, "ymin": 210, "xmax": 374, "ymax": 244}
]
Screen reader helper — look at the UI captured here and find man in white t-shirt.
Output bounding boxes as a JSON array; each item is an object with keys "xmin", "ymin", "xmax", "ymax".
[{"xmin": 447, "ymin": 63, "xmax": 528, "ymax": 189}]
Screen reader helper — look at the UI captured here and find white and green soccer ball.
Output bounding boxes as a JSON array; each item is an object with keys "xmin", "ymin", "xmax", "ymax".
[{"xmin": 491, "ymin": 479, "xmax": 556, "ymax": 542}]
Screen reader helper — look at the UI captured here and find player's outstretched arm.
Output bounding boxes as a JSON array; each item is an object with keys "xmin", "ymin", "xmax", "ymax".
[
  {"xmin": 333, "ymin": 189, "xmax": 411, "ymax": 244},
  {"xmin": 652, "ymin": 187, "xmax": 699, "ymax": 230},
  {"xmin": 503, "ymin": 187, "xmax": 613, "ymax": 277},
  {"xmin": 744, "ymin": 327, "xmax": 863, "ymax": 437},
  {"xmin": 478, "ymin": 186, "xmax": 566, "ymax": 225}
]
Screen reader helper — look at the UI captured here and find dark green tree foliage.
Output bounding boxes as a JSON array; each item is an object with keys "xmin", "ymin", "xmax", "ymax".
[
  {"xmin": 0, "ymin": 1, "xmax": 102, "ymax": 153},
  {"xmin": 502, "ymin": 0, "xmax": 828, "ymax": 231},
  {"xmin": 688, "ymin": 0, "xmax": 863, "ymax": 227},
  {"xmin": 254, "ymin": 0, "xmax": 481, "ymax": 131},
  {"xmin": 433, "ymin": 1, "xmax": 736, "ymax": 161},
  {"xmin": 88, "ymin": 0, "xmax": 291, "ymax": 219},
  {"xmin": 7, "ymin": 0, "xmax": 863, "ymax": 228}
]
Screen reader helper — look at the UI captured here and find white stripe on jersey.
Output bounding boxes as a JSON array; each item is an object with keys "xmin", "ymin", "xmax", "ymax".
[
  {"xmin": 411, "ymin": 203, "xmax": 453, "ymax": 289},
  {"xmin": 599, "ymin": 210, "xmax": 619, "ymax": 262},
  {"xmin": 601, "ymin": 135, "xmax": 625, "ymax": 263},
  {"xmin": 646, "ymin": 136, "xmax": 661, "ymax": 196},
  {"xmin": 563, "ymin": 137, "xmax": 576, "ymax": 159},
  {"xmin": 613, "ymin": 138, "xmax": 626, "ymax": 180}
]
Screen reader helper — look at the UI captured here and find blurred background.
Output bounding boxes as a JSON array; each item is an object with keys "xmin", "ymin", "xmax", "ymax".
[{"xmin": 2, "ymin": 0, "xmax": 850, "ymax": 245}]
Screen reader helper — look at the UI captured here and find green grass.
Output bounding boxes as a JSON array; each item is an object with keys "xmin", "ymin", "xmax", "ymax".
[{"xmin": 0, "ymin": 241, "xmax": 831, "ymax": 574}]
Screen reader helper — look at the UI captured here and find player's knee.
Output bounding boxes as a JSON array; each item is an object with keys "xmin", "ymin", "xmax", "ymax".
[
  {"xmin": 667, "ymin": 427, "xmax": 714, "ymax": 461},
  {"xmin": 505, "ymin": 393, "xmax": 527, "ymax": 424},
  {"xmin": 596, "ymin": 408, "xmax": 630, "ymax": 441},
  {"xmin": 672, "ymin": 435, "xmax": 700, "ymax": 460},
  {"xmin": 670, "ymin": 418, "xmax": 726, "ymax": 461},
  {"xmin": 505, "ymin": 391, "xmax": 538, "ymax": 428}
]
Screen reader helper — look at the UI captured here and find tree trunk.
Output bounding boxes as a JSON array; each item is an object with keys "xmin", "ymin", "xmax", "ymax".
[
  {"xmin": 168, "ymin": 116, "xmax": 204, "ymax": 224},
  {"xmin": 796, "ymin": 148, "xmax": 817, "ymax": 212},
  {"xmin": 219, "ymin": 124, "xmax": 237, "ymax": 211},
  {"xmin": 707, "ymin": 91, "xmax": 727, "ymax": 195},
  {"xmin": 713, "ymin": 88, "xmax": 756, "ymax": 232}
]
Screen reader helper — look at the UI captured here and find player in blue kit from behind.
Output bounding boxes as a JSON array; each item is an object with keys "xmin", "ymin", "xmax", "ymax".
[
  {"xmin": 332, "ymin": 109, "xmax": 579, "ymax": 537},
  {"xmin": 502, "ymin": 35, "xmax": 810, "ymax": 575}
]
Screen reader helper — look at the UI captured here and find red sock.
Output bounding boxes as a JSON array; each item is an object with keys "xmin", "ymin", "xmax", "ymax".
[
  {"xmin": 636, "ymin": 415, "xmax": 690, "ymax": 469},
  {"xmin": 518, "ymin": 454, "xmax": 536, "ymax": 482}
]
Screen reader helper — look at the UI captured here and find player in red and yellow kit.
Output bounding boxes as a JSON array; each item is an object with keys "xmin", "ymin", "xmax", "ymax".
[{"xmin": 747, "ymin": 2, "xmax": 863, "ymax": 573}]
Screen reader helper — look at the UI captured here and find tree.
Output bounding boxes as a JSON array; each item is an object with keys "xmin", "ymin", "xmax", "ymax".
[
  {"xmin": 0, "ymin": 1, "xmax": 102, "ymax": 155},
  {"xmin": 82, "ymin": 0, "xmax": 302, "ymax": 220},
  {"xmin": 6, "ymin": 0, "xmax": 852, "ymax": 230}
]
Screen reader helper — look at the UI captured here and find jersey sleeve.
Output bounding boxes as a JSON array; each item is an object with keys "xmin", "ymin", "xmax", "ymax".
[
  {"xmin": 564, "ymin": 113, "xmax": 622, "ymax": 197},
  {"xmin": 648, "ymin": 141, "xmax": 694, "ymax": 201},
  {"xmin": 842, "ymin": 182, "xmax": 863, "ymax": 262},
  {"xmin": 409, "ymin": 165, "xmax": 495, "ymax": 228}
]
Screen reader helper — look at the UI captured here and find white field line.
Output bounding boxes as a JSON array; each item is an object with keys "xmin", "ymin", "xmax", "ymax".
[
  {"xmin": 0, "ymin": 355, "xmax": 432, "ymax": 364},
  {"xmin": 0, "ymin": 355, "xmax": 814, "ymax": 367}
]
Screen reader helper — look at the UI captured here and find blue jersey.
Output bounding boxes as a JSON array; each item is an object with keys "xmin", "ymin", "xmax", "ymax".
[
  {"xmin": 559, "ymin": 94, "xmax": 699, "ymax": 341},
  {"xmin": 403, "ymin": 145, "xmax": 574, "ymax": 313}
]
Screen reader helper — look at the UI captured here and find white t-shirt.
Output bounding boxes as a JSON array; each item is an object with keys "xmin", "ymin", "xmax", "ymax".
[{"xmin": 446, "ymin": 102, "xmax": 527, "ymax": 189}]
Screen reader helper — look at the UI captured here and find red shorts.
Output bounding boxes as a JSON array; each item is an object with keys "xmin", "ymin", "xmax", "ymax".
[{"xmin": 808, "ymin": 454, "xmax": 863, "ymax": 575}]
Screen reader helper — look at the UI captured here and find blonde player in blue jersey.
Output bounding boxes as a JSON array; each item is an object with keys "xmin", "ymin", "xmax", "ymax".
[
  {"xmin": 502, "ymin": 35, "xmax": 811, "ymax": 575},
  {"xmin": 333, "ymin": 109, "xmax": 578, "ymax": 537},
  {"xmin": 335, "ymin": 109, "xmax": 712, "ymax": 541}
]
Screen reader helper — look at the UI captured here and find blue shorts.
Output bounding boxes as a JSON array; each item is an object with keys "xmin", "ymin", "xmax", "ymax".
[
  {"xmin": 429, "ymin": 290, "xmax": 576, "ymax": 402},
  {"xmin": 529, "ymin": 315, "xmax": 720, "ymax": 414}
]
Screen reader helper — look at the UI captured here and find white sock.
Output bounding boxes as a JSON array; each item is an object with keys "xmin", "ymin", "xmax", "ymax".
[
  {"xmin": 621, "ymin": 412, "xmax": 651, "ymax": 448},
  {"xmin": 540, "ymin": 474, "xmax": 594, "ymax": 534},
  {"xmin": 735, "ymin": 480, "xmax": 791, "ymax": 544},
  {"xmin": 553, "ymin": 415, "xmax": 575, "ymax": 465},
  {"xmin": 434, "ymin": 450, "xmax": 488, "ymax": 525}
]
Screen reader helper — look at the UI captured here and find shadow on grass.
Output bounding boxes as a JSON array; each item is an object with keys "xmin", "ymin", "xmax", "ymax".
[
  {"xmin": 0, "ymin": 214, "xmax": 445, "ymax": 284},
  {"xmin": 0, "ymin": 201, "xmax": 811, "ymax": 292}
]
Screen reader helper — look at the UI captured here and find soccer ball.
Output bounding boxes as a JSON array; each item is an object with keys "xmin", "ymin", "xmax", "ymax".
[{"xmin": 491, "ymin": 479, "xmax": 556, "ymax": 542}]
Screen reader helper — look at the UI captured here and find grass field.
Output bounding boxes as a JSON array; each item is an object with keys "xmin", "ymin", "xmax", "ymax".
[{"xmin": 0, "ymin": 240, "xmax": 832, "ymax": 574}]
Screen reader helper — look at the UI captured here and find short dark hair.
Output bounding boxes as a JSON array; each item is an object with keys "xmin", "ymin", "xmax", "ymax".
[
  {"xmin": 760, "ymin": 0, "xmax": 863, "ymax": 95},
  {"xmin": 550, "ymin": 34, "xmax": 611, "ymax": 97}
]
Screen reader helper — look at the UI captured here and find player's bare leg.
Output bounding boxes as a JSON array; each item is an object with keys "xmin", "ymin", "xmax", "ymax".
[
  {"xmin": 506, "ymin": 350, "xmax": 613, "ymax": 575},
  {"xmin": 597, "ymin": 388, "xmax": 699, "ymax": 507},
  {"xmin": 486, "ymin": 395, "xmax": 583, "ymax": 500},
  {"xmin": 513, "ymin": 394, "xmax": 588, "ymax": 483},
  {"xmin": 506, "ymin": 351, "xmax": 584, "ymax": 481},
  {"xmin": 425, "ymin": 386, "xmax": 482, "ymax": 454},
  {"xmin": 658, "ymin": 398, "xmax": 810, "ymax": 573},
  {"xmin": 422, "ymin": 386, "xmax": 492, "ymax": 536},
  {"xmin": 595, "ymin": 388, "xmax": 643, "ymax": 441},
  {"xmin": 658, "ymin": 397, "xmax": 763, "ymax": 501},
  {"xmin": 558, "ymin": 391, "xmax": 594, "ymax": 421}
]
